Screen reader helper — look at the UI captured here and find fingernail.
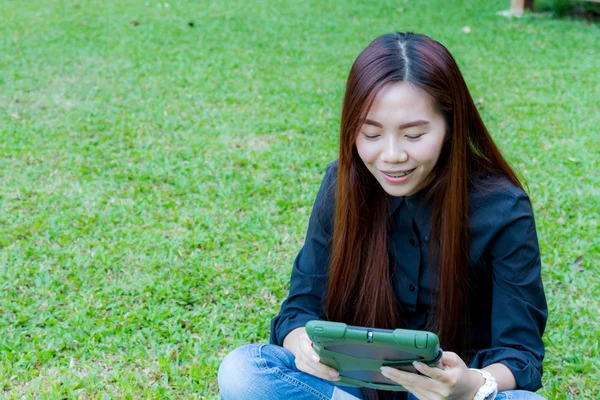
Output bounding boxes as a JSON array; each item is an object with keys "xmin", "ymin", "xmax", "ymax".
[
  {"xmin": 380, "ymin": 367, "xmax": 390, "ymax": 374},
  {"xmin": 328, "ymin": 370, "xmax": 339, "ymax": 378},
  {"xmin": 413, "ymin": 361, "xmax": 423, "ymax": 369},
  {"xmin": 311, "ymin": 355, "xmax": 319, "ymax": 362}
]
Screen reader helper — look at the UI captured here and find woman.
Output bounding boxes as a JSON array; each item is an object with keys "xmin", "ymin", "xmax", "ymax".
[{"xmin": 218, "ymin": 32, "xmax": 547, "ymax": 400}]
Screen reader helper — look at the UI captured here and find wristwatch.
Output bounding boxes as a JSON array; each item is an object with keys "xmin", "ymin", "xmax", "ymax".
[{"xmin": 469, "ymin": 368, "xmax": 498, "ymax": 400}]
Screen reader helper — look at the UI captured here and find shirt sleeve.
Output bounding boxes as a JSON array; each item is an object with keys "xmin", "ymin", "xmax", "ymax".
[
  {"xmin": 269, "ymin": 163, "xmax": 337, "ymax": 346},
  {"xmin": 469, "ymin": 194, "xmax": 548, "ymax": 391}
]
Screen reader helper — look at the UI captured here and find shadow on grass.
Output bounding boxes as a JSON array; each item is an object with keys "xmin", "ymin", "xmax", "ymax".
[{"xmin": 535, "ymin": 0, "xmax": 600, "ymax": 21}]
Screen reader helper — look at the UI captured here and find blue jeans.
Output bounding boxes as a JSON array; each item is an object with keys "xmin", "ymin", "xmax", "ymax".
[{"xmin": 218, "ymin": 344, "xmax": 546, "ymax": 400}]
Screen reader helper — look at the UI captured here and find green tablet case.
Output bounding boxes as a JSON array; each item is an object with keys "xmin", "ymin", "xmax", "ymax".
[{"xmin": 306, "ymin": 320, "xmax": 442, "ymax": 391}]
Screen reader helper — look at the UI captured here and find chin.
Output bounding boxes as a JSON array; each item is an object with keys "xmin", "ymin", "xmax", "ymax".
[{"xmin": 381, "ymin": 184, "xmax": 417, "ymax": 197}]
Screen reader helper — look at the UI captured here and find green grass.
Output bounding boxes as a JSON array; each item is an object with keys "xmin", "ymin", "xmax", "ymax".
[{"xmin": 0, "ymin": 0, "xmax": 598, "ymax": 398}]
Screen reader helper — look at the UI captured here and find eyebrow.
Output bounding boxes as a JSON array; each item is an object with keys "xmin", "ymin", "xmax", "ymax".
[{"xmin": 364, "ymin": 119, "xmax": 430, "ymax": 129}]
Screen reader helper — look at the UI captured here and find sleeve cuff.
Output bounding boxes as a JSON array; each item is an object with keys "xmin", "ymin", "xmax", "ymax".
[{"xmin": 469, "ymin": 347, "xmax": 543, "ymax": 391}]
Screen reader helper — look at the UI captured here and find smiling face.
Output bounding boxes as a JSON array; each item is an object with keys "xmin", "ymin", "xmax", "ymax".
[{"xmin": 355, "ymin": 82, "xmax": 448, "ymax": 197}]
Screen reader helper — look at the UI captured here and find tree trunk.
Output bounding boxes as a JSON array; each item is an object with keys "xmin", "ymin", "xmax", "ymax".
[{"xmin": 510, "ymin": 0, "xmax": 534, "ymax": 15}]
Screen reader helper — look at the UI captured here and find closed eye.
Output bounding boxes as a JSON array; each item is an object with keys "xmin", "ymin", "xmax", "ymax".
[
  {"xmin": 362, "ymin": 133, "xmax": 380, "ymax": 140},
  {"xmin": 406, "ymin": 134, "xmax": 424, "ymax": 141}
]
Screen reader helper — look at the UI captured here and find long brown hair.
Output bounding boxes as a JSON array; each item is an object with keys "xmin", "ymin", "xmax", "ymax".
[{"xmin": 326, "ymin": 32, "xmax": 523, "ymax": 356}]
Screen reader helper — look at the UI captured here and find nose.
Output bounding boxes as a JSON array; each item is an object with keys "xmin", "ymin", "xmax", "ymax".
[{"xmin": 379, "ymin": 136, "xmax": 408, "ymax": 164}]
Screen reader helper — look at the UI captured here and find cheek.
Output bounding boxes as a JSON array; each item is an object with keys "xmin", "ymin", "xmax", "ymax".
[
  {"xmin": 413, "ymin": 139, "xmax": 444, "ymax": 166},
  {"xmin": 355, "ymin": 140, "xmax": 377, "ymax": 164}
]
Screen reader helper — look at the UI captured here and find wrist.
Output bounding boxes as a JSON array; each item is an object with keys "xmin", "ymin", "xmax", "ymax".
[
  {"xmin": 469, "ymin": 368, "xmax": 498, "ymax": 400},
  {"xmin": 468, "ymin": 369, "xmax": 485, "ymax": 398}
]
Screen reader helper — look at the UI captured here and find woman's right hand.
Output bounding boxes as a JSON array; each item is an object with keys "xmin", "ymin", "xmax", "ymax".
[{"xmin": 283, "ymin": 327, "xmax": 341, "ymax": 381}]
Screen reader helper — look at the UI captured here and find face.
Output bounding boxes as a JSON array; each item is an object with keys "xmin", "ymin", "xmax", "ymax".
[{"xmin": 355, "ymin": 82, "xmax": 447, "ymax": 197}]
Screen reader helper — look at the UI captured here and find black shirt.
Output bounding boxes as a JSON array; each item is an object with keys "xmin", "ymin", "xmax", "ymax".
[{"xmin": 270, "ymin": 161, "xmax": 548, "ymax": 391}]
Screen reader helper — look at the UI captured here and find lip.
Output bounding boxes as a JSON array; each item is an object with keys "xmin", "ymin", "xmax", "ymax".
[
  {"xmin": 381, "ymin": 169, "xmax": 415, "ymax": 173},
  {"xmin": 380, "ymin": 168, "xmax": 416, "ymax": 184}
]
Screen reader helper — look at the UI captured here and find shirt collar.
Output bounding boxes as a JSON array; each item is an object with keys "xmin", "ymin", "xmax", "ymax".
[{"xmin": 387, "ymin": 189, "xmax": 432, "ymax": 240}]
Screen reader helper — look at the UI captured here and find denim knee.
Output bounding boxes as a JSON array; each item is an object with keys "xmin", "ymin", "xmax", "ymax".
[{"xmin": 218, "ymin": 344, "xmax": 260, "ymax": 399}]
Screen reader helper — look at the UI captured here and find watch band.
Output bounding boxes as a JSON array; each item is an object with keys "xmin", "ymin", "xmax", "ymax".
[{"xmin": 469, "ymin": 368, "xmax": 499, "ymax": 400}]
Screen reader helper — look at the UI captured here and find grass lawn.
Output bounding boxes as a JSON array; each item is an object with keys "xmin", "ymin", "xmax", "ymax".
[{"xmin": 0, "ymin": 0, "xmax": 598, "ymax": 398}]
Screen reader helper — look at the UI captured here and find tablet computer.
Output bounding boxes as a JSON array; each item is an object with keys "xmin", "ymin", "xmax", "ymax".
[{"xmin": 306, "ymin": 320, "xmax": 443, "ymax": 391}]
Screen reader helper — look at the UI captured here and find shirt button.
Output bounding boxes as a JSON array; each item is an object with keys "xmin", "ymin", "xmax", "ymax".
[
  {"xmin": 409, "ymin": 284, "xmax": 415, "ymax": 292},
  {"xmin": 409, "ymin": 238, "xmax": 416, "ymax": 247}
]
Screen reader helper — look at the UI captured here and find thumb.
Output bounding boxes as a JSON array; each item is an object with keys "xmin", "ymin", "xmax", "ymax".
[{"xmin": 441, "ymin": 351, "xmax": 464, "ymax": 368}]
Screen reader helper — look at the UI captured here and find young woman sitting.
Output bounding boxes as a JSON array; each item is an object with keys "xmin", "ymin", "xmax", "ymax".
[{"xmin": 218, "ymin": 32, "xmax": 548, "ymax": 400}]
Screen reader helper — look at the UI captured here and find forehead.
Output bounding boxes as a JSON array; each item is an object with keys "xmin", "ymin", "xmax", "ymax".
[{"xmin": 366, "ymin": 82, "xmax": 437, "ymax": 121}]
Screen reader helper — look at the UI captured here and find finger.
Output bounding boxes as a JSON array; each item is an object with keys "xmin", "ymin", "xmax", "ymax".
[
  {"xmin": 380, "ymin": 367, "xmax": 428, "ymax": 387},
  {"xmin": 295, "ymin": 357, "xmax": 329, "ymax": 379},
  {"xmin": 297, "ymin": 337, "xmax": 339, "ymax": 379},
  {"xmin": 380, "ymin": 369, "xmax": 443, "ymax": 400},
  {"xmin": 413, "ymin": 361, "xmax": 448, "ymax": 383},
  {"xmin": 440, "ymin": 351, "xmax": 462, "ymax": 367},
  {"xmin": 299, "ymin": 336, "xmax": 320, "ymax": 363},
  {"xmin": 297, "ymin": 339, "xmax": 322, "ymax": 367},
  {"xmin": 295, "ymin": 357, "xmax": 340, "ymax": 381},
  {"xmin": 300, "ymin": 355, "xmax": 339, "ymax": 378},
  {"xmin": 299, "ymin": 333, "xmax": 313, "ymax": 345}
]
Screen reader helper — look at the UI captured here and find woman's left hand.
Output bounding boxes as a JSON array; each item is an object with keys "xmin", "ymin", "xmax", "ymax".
[{"xmin": 380, "ymin": 351, "xmax": 484, "ymax": 400}]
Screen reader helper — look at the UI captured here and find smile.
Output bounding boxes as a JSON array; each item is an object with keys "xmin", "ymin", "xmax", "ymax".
[{"xmin": 382, "ymin": 169, "xmax": 416, "ymax": 178}]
